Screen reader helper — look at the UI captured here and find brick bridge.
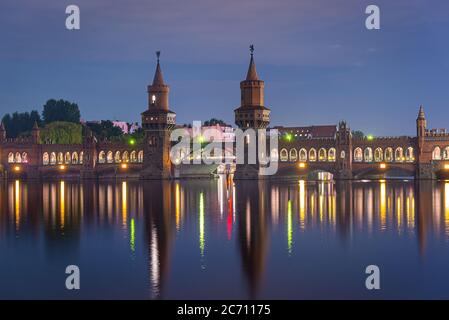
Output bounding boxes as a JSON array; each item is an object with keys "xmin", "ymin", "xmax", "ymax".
[{"xmin": 1, "ymin": 49, "xmax": 449, "ymax": 180}]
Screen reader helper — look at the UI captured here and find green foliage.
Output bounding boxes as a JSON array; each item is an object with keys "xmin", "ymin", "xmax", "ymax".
[
  {"xmin": 204, "ymin": 118, "xmax": 228, "ymax": 126},
  {"xmin": 1, "ymin": 110, "xmax": 41, "ymax": 138},
  {"xmin": 40, "ymin": 121, "xmax": 82, "ymax": 144},
  {"xmin": 352, "ymin": 130, "xmax": 365, "ymax": 139},
  {"xmin": 86, "ymin": 120, "xmax": 123, "ymax": 140},
  {"xmin": 43, "ymin": 99, "xmax": 81, "ymax": 124}
]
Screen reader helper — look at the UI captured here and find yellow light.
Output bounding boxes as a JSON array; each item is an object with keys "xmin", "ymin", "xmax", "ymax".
[
  {"xmin": 13, "ymin": 166, "xmax": 21, "ymax": 172},
  {"xmin": 199, "ymin": 192, "xmax": 205, "ymax": 257},
  {"xmin": 59, "ymin": 165, "xmax": 66, "ymax": 170},
  {"xmin": 445, "ymin": 164, "xmax": 449, "ymax": 170},
  {"xmin": 121, "ymin": 163, "xmax": 128, "ymax": 169},
  {"xmin": 298, "ymin": 162, "xmax": 306, "ymax": 168},
  {"xmin": 380, "ymin": 163, "xmax": 387, "ymax": 169}
]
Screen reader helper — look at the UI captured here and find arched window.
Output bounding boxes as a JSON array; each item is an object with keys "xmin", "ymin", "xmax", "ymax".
[
  {"xmin": 309, "ymin": 148, "xmax": 317, "ymax": 162},
  {"xmin": 43, "ymin": 152, "xmax": 49, "ymax": 165},
  {"xmin": 432, "ymin": 146, "xmax": 441, "ymax": 160},
  {"xmin": 107, "ymin": 151, "xmax": 113, "ymax": 163},
  {"xmin": 72, "ymin": 152, "xmax": 78, "ymax": 164},
  {"xmin": 138, "ymin": 150, "xmax": 144, "ymax": 163},
  {"xmin": 354, "ymin": 147, "xmax": 363, "ymax": 162},
  {"xmin": 122, "ymin": 151, "xmax": 129, "ymax": 163},
  {"xmin": 114, "ymin": 151, "xmax": 121, "ymax": 163},
  {"xmin": 130, "ymin": 151, "xmax": 137, "ymax": 163},
  {"xmin": 98, "ymin": 151, "xmax": 106, "ymax": 164},
  {"xmin": 8, "ymin": 152, "xmax": 14, "ymax": 163},
  {"xmin": 299, "ymin": 148, "xmax": 307, "ymax": 161},
  {"xmin": 79, "ymin": 151, "xmax": 84, "ymax": 164},
  {"xmin": 340, "ymin": 150, "xmax": 346, "ymax": 159},
  {"xmin": 318, "ymin": 148, "xmax": 327, "ymax": 161},
  {"xmin": 406, "ymin": 147, "xmax": 414, "ymax": 162},
  {"xmin": 374, "ymin": 148, "xmax": 383, "ymax": 162},
  {"xmin": 384, "ymin": 147, "xmax": 393, "ymax": 162},
  {"xmin": 328, "ymin": 148, "xmax": 336, "ymax": 162},
  {"xmin": 364, "ymin": 147, "xmax": 373, "ymax": 162},
  {"xmin": 65, "ymin": 152, "xmax": 71, "ymax": 164},
  {"xmin": 50, "ymin": 152, "xmax": 56, "ymax": 165},
  {"xmin": 22, "ymin": 152, "xmax": 28, "ymax": 163},
  {"xmin": 15, "ymin": 152, "xmax": 22, "ymax": 163},
  {"xmin": 289, "ymin": 148, "xmax": 297, "ymax": 162},
  {"xmin": 57, "ymin": 152, "xmax": 63, "ymax": 164},
  {"xmin": 395, "ymin": 147, "xmax": 403, "ymax": 162},
  {"xmin": 444, "ymin": 147, "xmax": 449, "ymax": 160},
  {"xmin": 280, "ymin": 148, "xmax": 288, "ymax": 162}
]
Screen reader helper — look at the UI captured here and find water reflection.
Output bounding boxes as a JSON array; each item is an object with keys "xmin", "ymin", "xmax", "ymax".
[{"xmin": 1, "ymin": 178, "xmax": 449, "ymax": 299}]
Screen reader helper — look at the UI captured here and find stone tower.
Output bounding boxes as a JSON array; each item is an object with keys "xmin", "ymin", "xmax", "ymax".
[
  {"xmin": 234, "ymin": 45, "xmax": 271, "ymax": 179},
  {"xmin": 416, "ymin": 105, "xmax": 432, "ymax": 179},
  {"xmin": 31, "ymin": 121, "xmax": 40, "ymax": 144},
  {"xmin": 141, "ymin": 52, "xmax": 176, "ymax": 179},
  {"xmin": 336, "ymin": 121, "xmax": 352, "ymax": 179},
  {"xmin": 0, "ymin": 122, "xmax": 6, "ymax": 142}
]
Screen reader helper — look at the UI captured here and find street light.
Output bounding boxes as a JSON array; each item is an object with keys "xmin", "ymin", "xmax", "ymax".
[
  {"xmin": 298, "ymin": 162, "xmax": 306, "ymax": 169},
  {"xmin": 444, "ymin": 164, "xmax": 449, "ymax": 170},
  {"xmin": 379, "ymin": 163, "xmax": 387, "ymax": 169},
  {"xmin": 121, "ymin": 163, "xmax": 128, "ymax": 169},
  {"xmin": 59, "ymin": 165, "xmax": 66, "ymax": 171},
  {"xmin": 13, "ymin": 166, "xmax": 21, "ymax": 172}
]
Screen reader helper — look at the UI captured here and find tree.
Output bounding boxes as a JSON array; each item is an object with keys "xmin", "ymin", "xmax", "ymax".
[
  {"xmin": 1, "ymin": 110, "xmax": 42, "ymax": 138},
  {"xmin": 40, "ymin": 121, "xmax": 82, "ymax": 144},
  {"xmin": 352, "ymin": 130, "xmax": 365, "ymax": 139},
  {"xmin": 86, "ymin": 120, "xmax": 123, "ymax": 140},
  {"xmin": 42, "ymin": 99, "xmax": 81, "ymax": 124},
  {"xmin": 204, "ymin": 118, "xmax": 228, "ymax": 126}
]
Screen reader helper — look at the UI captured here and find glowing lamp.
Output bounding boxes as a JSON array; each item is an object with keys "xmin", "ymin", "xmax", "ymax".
[
  {"xmin": 367, "ymin": 135, "xmax": 374, "ymax": 141},
  {"xmin": 444, "ymin": 164, "xmax": 449, "ymax": 170},
  {"xmin": 59, "ymin": 165, "xmax": 66, "ymax": 170},
  {"xmin": 129, "ymin": 138, "xmax": 136, "ymax": 146},
  {"xmin": 298, "ymin": 162, "xmax": 306, "ymax": 169},
  {"xmin": 13, "ymin": 166, "xmax": 21, "ymax": 172},
  {"xmin": 121, "ymin": 163, "xmax": 128, "ymax": 169},
  {"xmin": 379, "ymin": 163, "xmax": 387, "ymax": 169}
]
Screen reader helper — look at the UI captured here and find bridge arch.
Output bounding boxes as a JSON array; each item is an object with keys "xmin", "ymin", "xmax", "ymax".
[
  {"xmin": 364, "ymin": 147, "xmax": 373, "ymax": 162},
  {"xmin": 122, "ymin": 151, "xmax": 129, "ymax": 163},
  {"xmin": 280, "ymin": 148, "xmax": 288, "ymax": 162},
  {"xmin": 374, "ymin": 147, "xmax": 383, "ymax": 162},
  {"xmin": 43, "ymin": 152, "xmax": 49, "ymax": 165},
  {"xmin": 444, "ymin": 146, "xmax": 449, "ymax": 160},
  {"xmin": 107, "ymin": 151, "xmax": 113, "ymax": 163},
  {"xmin": 354, "ymin": 147, "xmax": 363, "ymax": 162},
  {"xmin": 299, "ymin": 148, "xmax": 307, "ymax": 161},
  {"xmin": 385, "ymin": 147, "xmax": 393, "ymax": 162},
  {"xmin": 318, "ymin": 148, "xmax": 326, "ymax": 161},
  {"xmin": 309, "ymin": 148, "xmax": 317, "ymax": 162},
  {"xmin": 433, "ymin": 146, "xmax": 441, "ymax": 160},
  {"xmin": 395, "ymin": 147, "xmax": 403, "ymax": 162},
  {"xmin": 64, "ymin": 152, "xmax": 71, "ymax": 164},
  {"xmin": 138, "ymin": 150, "xmax": 144, "ymax": 163},
  {"xmin": 289, "ymin": 148, "xmax": 297, "ymax": 162},
  {"xmin": 328, "ymin": 148, "xmax": 336, "ymax": 162},
  {"xmin": 72, "ymin": 152, "xmax": 79, "ymax": 164},
  {"xmin": 405, "ymin": 147, "xmax": 414, "ymax": 162}
]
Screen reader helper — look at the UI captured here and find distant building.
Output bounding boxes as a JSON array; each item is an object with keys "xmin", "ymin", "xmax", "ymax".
[
  {"xmin": 274, "ymin": 125, "xmax": 337, "ymax": 139},
  {"xmin": 112, "ymin": 121, "xmax": 140, "ymax": 134}
]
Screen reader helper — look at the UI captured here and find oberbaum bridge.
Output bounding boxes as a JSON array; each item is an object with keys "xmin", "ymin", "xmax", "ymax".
[{"xmin": 1, "ymin": 48, "xmax": 449, "ymax": 181}]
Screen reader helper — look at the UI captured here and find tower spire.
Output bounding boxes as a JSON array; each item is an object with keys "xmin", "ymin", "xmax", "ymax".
[
  {"xmin": 246, "ymin": 44, "xmax": 259, "ymax": 81},
  {"xmin": 152, "ymin": 51, "xmax": 165, "ymax": 86},
  {"xmin": 417, "ymin": 104, "xmax": 425, "ymax": 120}
]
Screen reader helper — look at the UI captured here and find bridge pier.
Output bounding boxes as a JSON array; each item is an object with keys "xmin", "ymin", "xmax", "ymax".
[{"xmin": 416, "ymin": 164, "xmax": 434, "ymax": 180}]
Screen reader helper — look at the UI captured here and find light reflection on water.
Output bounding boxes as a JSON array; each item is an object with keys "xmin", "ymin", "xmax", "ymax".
[{"xmin": 1, "ymin": 178, "xmax": 449, "ymax": 299}]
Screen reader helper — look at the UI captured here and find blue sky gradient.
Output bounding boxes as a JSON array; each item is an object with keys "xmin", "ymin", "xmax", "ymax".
[{"xmin": 1, "ymin": 0, "xmax": 448, "ymax": 135}]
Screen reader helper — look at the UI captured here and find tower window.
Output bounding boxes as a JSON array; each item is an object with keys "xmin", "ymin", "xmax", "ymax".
[{"xmin": 151, "ymin": 95, "xmax": 156, "ymax": 104}]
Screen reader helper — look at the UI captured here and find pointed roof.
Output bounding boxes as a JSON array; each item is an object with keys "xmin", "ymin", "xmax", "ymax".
[
  {"xmin": 152, "ymin": 51, "xmax": 165, "ymax": 86},
  {"xmin": 417, "ymin": 105, "xmax": 425, "ymax": 120},
  {"xmin": 0, "ymin": 121, "xmax": 5, "ymax": 131},
  {"xmin": 246, "ymin": 45, "xmax": 259, "ymax": 81},
  {"xmin": 32, "ymin": 121, "xmax": 39, "ymax": 130}
]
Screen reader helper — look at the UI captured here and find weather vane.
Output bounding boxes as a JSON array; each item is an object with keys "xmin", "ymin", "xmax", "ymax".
[
  {"xmin": 156, "ymin": 51, "xmax": 161, "ymax": 62},
  {"xmin": 249, "ymin": 44, "xmax": 254, "ymax": 56}
]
